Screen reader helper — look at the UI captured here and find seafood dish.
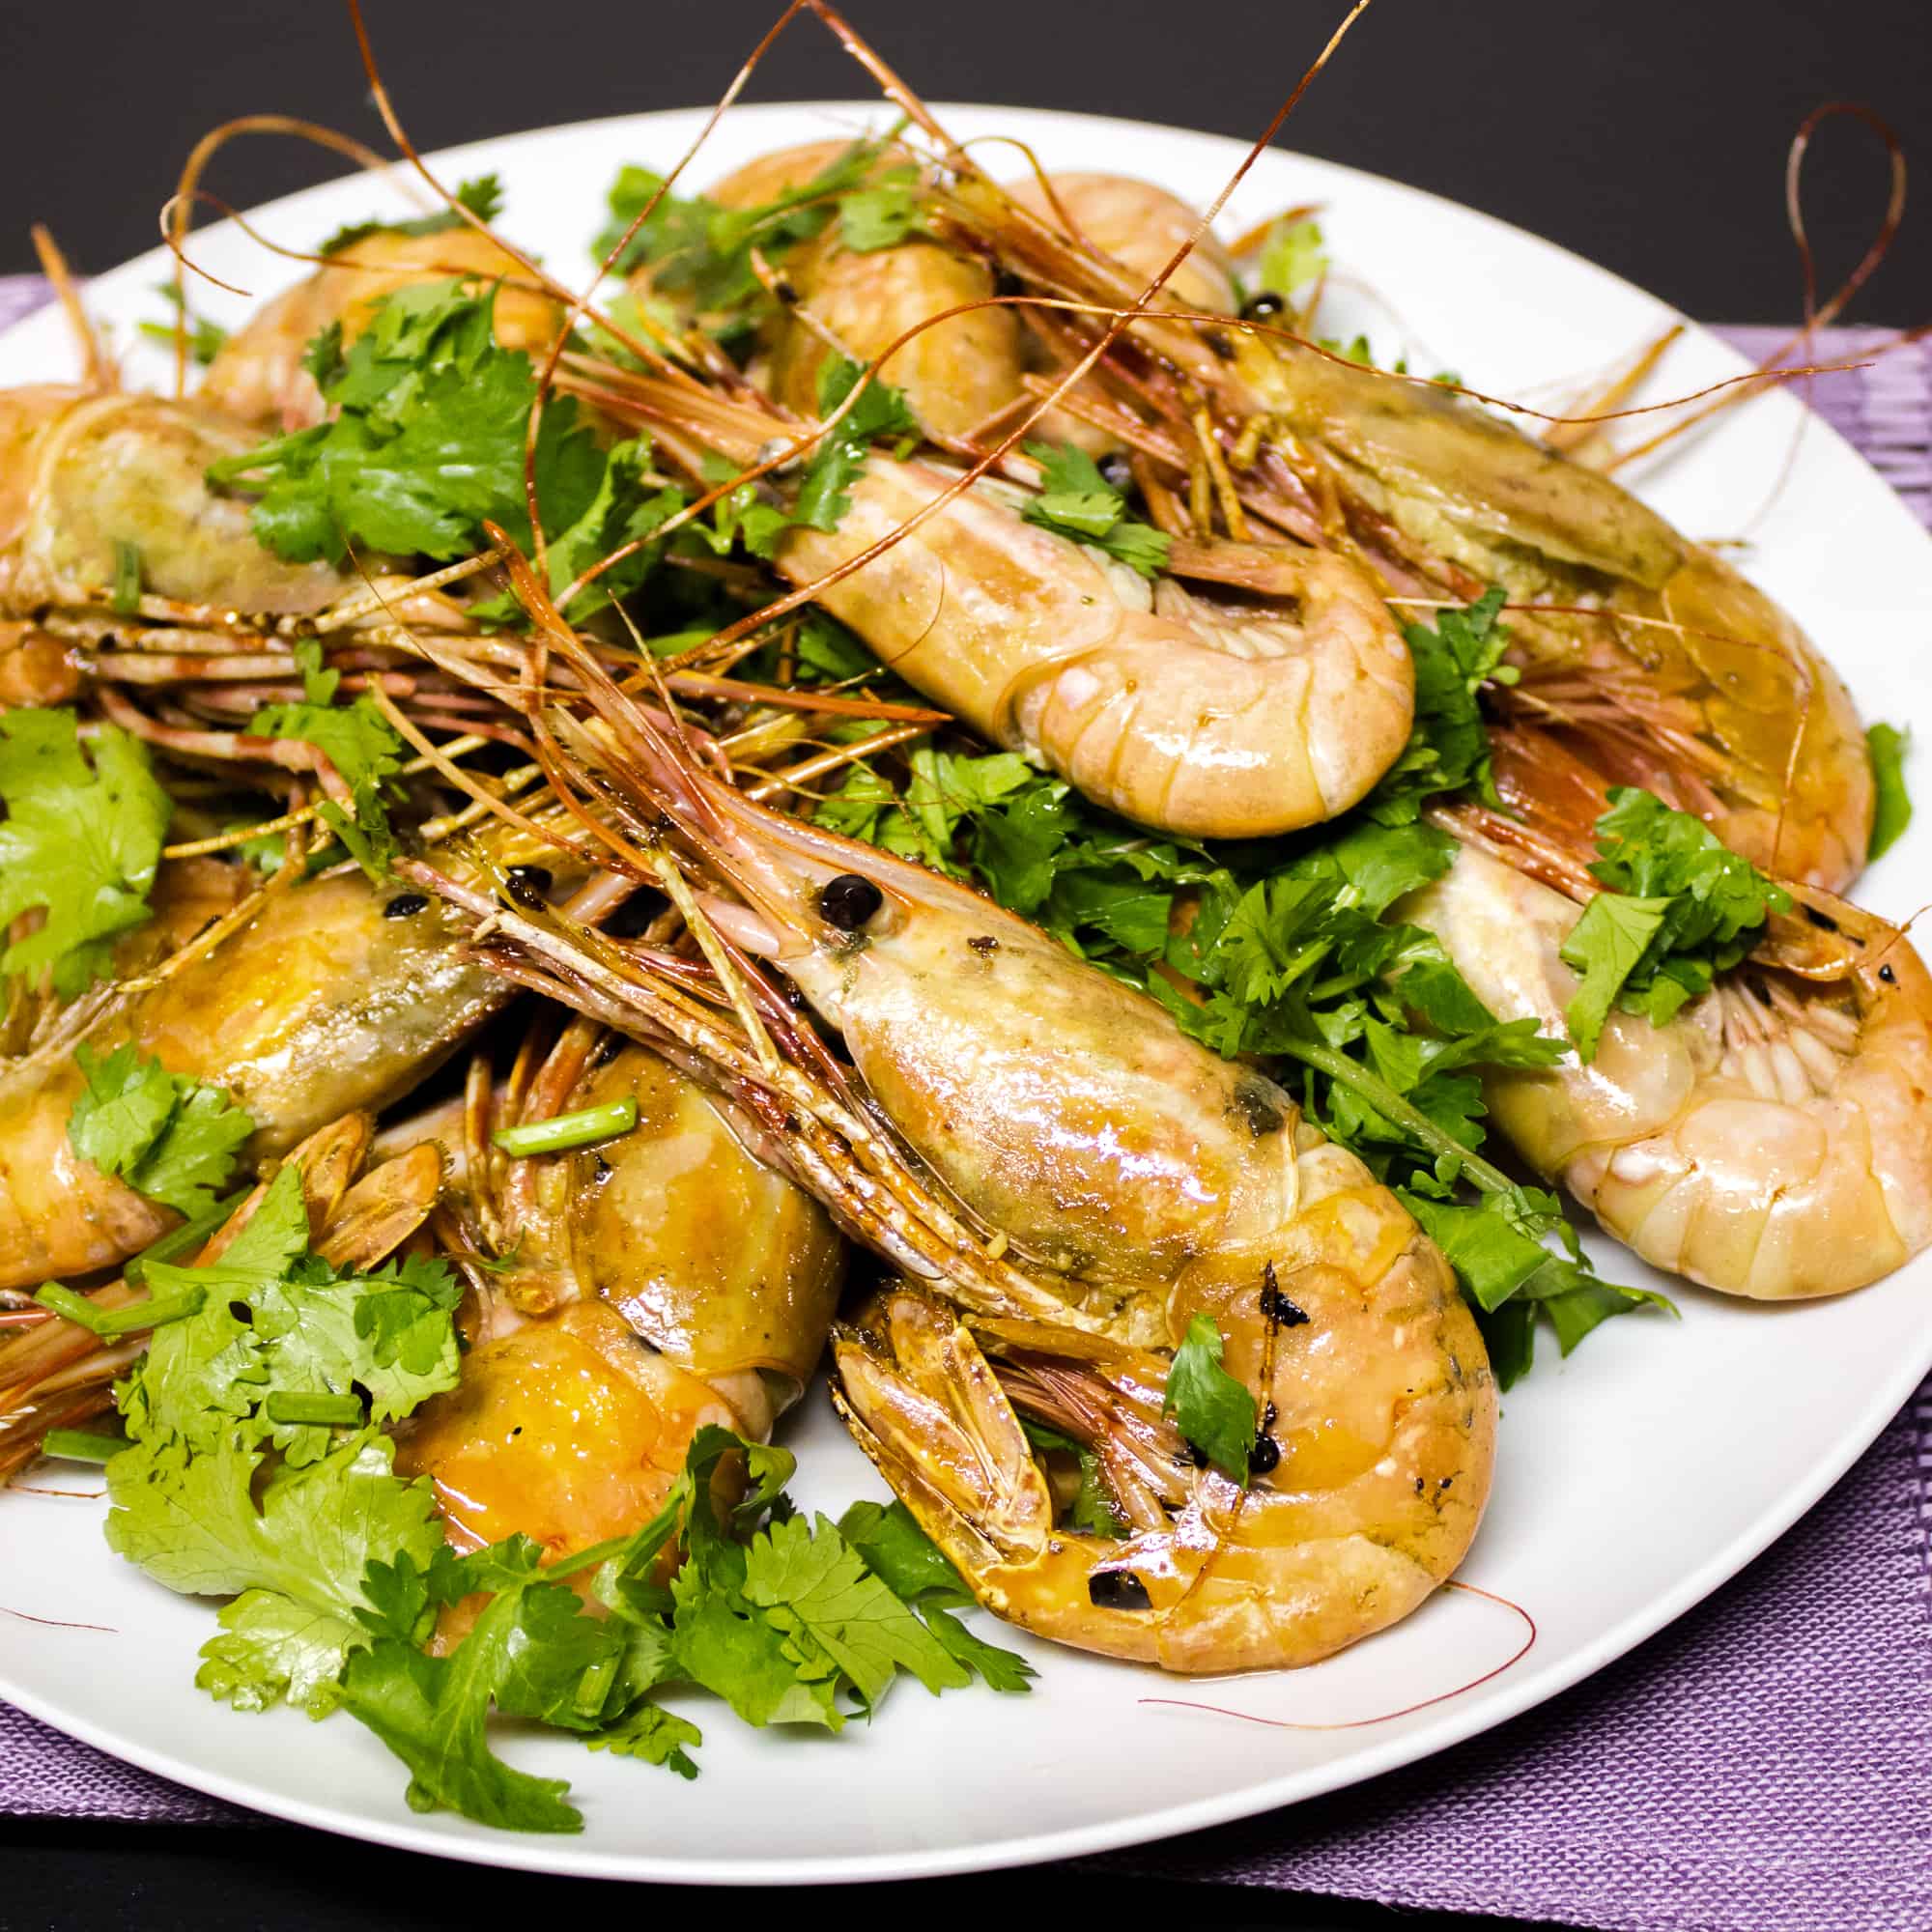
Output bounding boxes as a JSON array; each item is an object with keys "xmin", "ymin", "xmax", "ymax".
[{"xmin": 3, "ymin": 1, "xmax": 1925, "ymax": 1845}]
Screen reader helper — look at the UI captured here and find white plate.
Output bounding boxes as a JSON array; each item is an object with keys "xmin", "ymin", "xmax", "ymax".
[{"xmin": 3, "ymin": 99, "xmax": 1930, "ymax": 1887}]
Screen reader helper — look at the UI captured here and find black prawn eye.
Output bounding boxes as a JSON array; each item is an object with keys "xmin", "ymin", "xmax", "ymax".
[
  {"xmin": 820, "ymin": 872, "xmax": 884, "ymax": 932},
  {"xmin": 1239, "ymin": 291, "xmax": 1286, "ymax": 324}
]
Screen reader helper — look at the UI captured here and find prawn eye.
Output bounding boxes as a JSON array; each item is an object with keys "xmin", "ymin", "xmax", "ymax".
[
  {"xmin": 820, "ymin": 872, "xmax": 884, "ymax": 932},
  {"xmin": 1239, "ymin": 291, "xmax": 1286, "ymax": 324}
]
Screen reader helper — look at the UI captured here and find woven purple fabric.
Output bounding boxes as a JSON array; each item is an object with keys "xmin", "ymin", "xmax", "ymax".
[{"xmin": 1, "ymin": 273, "xmax": 1929, "ymax": 1927}]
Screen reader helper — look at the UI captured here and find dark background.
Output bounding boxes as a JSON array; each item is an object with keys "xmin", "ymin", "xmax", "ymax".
[
  {"xmin": 0, "ymin": 3, "xmax": 1924, "ymax": 1927},
  {"xmin": 2, "ymin": 0, "xmax": 1928, "ymax": 327}
]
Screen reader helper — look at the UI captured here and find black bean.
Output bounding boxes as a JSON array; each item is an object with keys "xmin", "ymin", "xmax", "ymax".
[
  {"xmin": 383, "ymin": 893, "xmax": 429, "ymax": 920},
  {"xmin": 1088, "ymin": 1569, "xmax": 1153, "ymax": 1611}
]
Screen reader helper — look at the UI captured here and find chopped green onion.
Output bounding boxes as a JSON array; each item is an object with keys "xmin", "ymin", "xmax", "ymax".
[
  {"xmin": 40, "ymin": 1427, "xmax": 128, "ymax": 1464},
  {"xmin": 123, "ymin": 1190, "xmax": 249, "ymax": 1285},
  {"xmin": 112, "ymin": 540, "xmax": 143, "ymax": 615},
  {"xmin": 263, "ymin": 1391, "xmax": 364, "ymax": 1429},
  {"xmin": 34, "ymin": 1280, "xmax": 206, "ymax": 1338},
  {"xmin": 491, "ymin": 1095, "xmax": 639, "ymax": 1158},
  {"xmin": 573, "ymin": 1651, "xmax": 620, "ymax": 1719}
]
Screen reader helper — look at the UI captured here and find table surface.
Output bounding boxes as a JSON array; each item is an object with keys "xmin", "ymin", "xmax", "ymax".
[{"xmin": 3, "ymin": 4, "xmax": 1926, "ymax": 1925}]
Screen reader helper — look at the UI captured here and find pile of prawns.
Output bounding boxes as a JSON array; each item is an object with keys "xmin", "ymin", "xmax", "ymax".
[{"xmin": 3, "ymin": 0, "xmax": 1929, "ymax": 1680}]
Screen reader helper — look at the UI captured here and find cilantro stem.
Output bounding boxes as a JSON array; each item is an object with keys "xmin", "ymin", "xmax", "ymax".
[
  {"xmin": 1276, "ymin": 1038, "xmax": 1520, "ymax": 1198},
  {"xmin": 492, "ymin": 1096, "xmax": 638, "ymax": 1158},
  {"xmin": 34, "ymin": 1280, "xmax": 206, "ymax": 1338},
  {"xmin": 40, "ymin": 1427, "xmax": 128, "ymax": 1463},
  {"xmin": 112, "ymin": 541, "xmax": 142, "ymax": 616},
  {"xmin": 123, "ymin": 1190, "xmax": 249, "ymax": 1285},
  {"xmin": 264, "ymin": 1391, "xmax": 363, "ymax": 1429}
]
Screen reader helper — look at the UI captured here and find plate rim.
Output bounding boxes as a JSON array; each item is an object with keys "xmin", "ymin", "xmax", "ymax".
[{"xmin": 3, "ymin": 94, "xmax": 1929, "ymax": 1886}]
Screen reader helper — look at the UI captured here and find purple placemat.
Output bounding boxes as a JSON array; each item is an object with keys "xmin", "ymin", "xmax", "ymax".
[{"xmin": 3, "ymin": 275, "xmax": 1930, "ymax": 1928}]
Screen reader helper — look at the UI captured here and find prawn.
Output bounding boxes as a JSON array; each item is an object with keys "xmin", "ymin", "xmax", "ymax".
[
  {"xmin": 1400, "ymin": 753, "xmax": 1932, "ymax": 1301},
  {"xmin": 391, "ymin": 1015, "xmax": 843, "ymax": 1566},
  {"xmin": 664, "ymin": 139, "xmax": 1026, "ymax": 445},
  {"xmin": 929, "ymin": 169, "xmax": 1876, "ymax": 889},
  {"xmin": 0, "ymin": 819, "xmax": 577, "ymax": 1293},
  {"xmin": 405, "ymin": 597, "xmax": 1493, "ymax": 1671},
  {"xmin": 568, "ymin": 360, "xmax": 1414, "ymax": 839}
]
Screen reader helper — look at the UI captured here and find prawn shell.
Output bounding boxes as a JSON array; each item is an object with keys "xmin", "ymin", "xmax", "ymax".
[
  {"xmin": 7, "ymin": 392, "xmax": 353, "ymax": 616},
  {"xmin": 395, "ymin": 1299, "xmax": 744, "ymax": 1561},
  {"xmin": 560, "ymin": 1043, "xmax": 845, "ymax": 1387}
]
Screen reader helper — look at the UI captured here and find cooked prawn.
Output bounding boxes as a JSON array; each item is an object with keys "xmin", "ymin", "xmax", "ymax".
[
  {"xmin": 569, "ymin": 362, "xmax": 1414, "ymax": 838},
  {"xmin": 931, "ymin": 169, "xmax": 1876, "ymax": 888},
  {"xmin": 403, "ymin": 603, "xmax": 1493, "ymax": 1671},
  {"xmin": 1400, "ymin": 833, "xmax": 1932, "ymax": 1301},
  {"xmin": 393, "ymin": 1014, "xmax": 844, "ymax": 1566},
  {"xmin": 0, "ymin": 820, "xmax": 575, "ymax": 1293}
]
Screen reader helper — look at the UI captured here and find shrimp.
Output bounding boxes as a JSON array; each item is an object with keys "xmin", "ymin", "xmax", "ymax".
[
  {"xmin": 0, "ymin": 821, "xmax": 575, "ymax": 1293},
  {"xmin": 0, "ymin": 386, "xmax": 354, "ymax": 617},
  {"xmin": 1398, "ymin": 833, "xmax": 1932, "ymax": 1301},
  {"xmin": 575, "ymin": 363, "xmax": 1414, "ymax": 838},
  {"xmin": 0, "ymin": 1108, "xmax": 443, "ymax": 1481},
  {"xmin": 409, "ymin": 622, "xmax": 1493, "ymax": 1671},
  {"xmin": 394, "ymin": 1017, "xmax": 845, "ymax": 1563},
  {"xmin": 935, "ymin": 173, "xmax": 1876, "ymax": 889},
  {"xmin": 674, "ymin": 139, "xmax": 1025, "ymax": 444},
  {"xmin": 200, "ymin": 226, "xmax": 562, "ymax": 431}
]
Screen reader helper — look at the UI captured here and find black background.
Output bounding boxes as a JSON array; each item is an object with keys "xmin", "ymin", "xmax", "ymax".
[
  {"xmin": 1, "ymin": 3, "xmax": 1925, "ymax": 1927},
  {"xmin": 2, "ymin": 0, "xmax": 1928, "ymax": 326}
]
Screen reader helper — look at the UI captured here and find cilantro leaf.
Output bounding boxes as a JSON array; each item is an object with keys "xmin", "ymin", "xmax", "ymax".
[
  {"xmin": 246, "ymin": 694, "xmax": 405, "ymax": 879},
  {"xmin": 794, "ymin": 355, "xmax": 921, "ymax": 534},
  {"xmin": 318, "ymin": 174, "xmax": 505, "ymax": 259},
  {"xmin": 1020, "ymin": 441, "xmax": 1173, "ymax": 580},
  {"xmin": 340, "ymin": 1621, "xmax": 583, "ymax": 1833},
  {"xmin": 139, "ymin": 283, "xmax": 227, "ymax": 365},
  {"xmin": 195, "ymin": 1588, "xmax": 363, "ymax": 1719},
  {"xmin": 105, "ymin": 1424, "xmax": 443, "ymax": 1707},
  {"xmin": 0, "ymin": 710, "xmax": 171, "ymax": 997},
  {"xmin": 1866, "ymin": 721, "xmax": 1912, "ymax": 861},
  {"xmin": 742, "ymin": 1511, "xmax": 971, "ymax": 1708},
  {"xmin": 582, "ymin": 1702, "xmax": 701, "ymax": 1777},
  {"xmin": 67, "ymin": 1043, "xmax": 254, "ymax": 1219},
  {"xmin": 838, "ymin": 171, "xmax": 923, "ymax": 252},
  {"xmin": 1162, "ymin": 1315, "xmax": 1257, "ymax": 1483},
  {"xmin": 1019, "ymin": 1419, "xmax": 1127, "ymax": 1540},
  {"xmin": 1559, "ymin": 788, "xmax": 1791, "ymax": 1061},
  {"xmin": 1361, "ymin": 587, "xmax": 1515, "ymax": 826}
]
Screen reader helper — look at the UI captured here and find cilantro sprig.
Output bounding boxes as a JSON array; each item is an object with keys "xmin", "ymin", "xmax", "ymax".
[
  {"xmin": 206, "ymin": 279, "xmax": 665, "ymax": 622},
  {"xmin": 795, "ymin": 355, "xmax": 922, "ymax": 533},
  {"xmin": 0, "ymin": 709, "xmax": 172, "ymax": 998},
  {"xmin": 594, "ymin": 140, "xmax": 883, "ymax": 326},
  {"xmin": 1560, "ymin": 787, "xmax": 1792, "ymax": 1061},
  {"xmin": 67, "ymin": 1044, "xmax": 254, "ymax": 1219},
  {"xmin": 1021, "ymin": 441, "xmax": 1172, "ymax": 580},
  {"xmin": 91, "ymin": 1166, "xmax": 1026, "ymax": 1833}
]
